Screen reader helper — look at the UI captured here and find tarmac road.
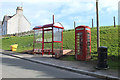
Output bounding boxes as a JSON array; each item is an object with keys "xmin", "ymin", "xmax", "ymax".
[{"xmin": 1, "ymin": 54, "xmax": 98, "ymax": 78}]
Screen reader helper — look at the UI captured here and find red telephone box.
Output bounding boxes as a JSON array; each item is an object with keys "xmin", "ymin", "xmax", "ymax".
[{"xmin": 75, "ymin": 25, "xmax": 91, "ymax": 61}]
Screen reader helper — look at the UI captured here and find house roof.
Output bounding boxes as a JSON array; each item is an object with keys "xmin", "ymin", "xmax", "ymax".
[
  {"xmin": 23, "ymin": 15, "xmax": 31, "ymax": 25},
  {"xmin": 2, "ymin": 15, "xmax": 13, "ymax": 24},
  {"xmin": 5, "ymin": 16, "xmax": 13, "ymax": 20},
  {"xmin": 2, "ymin": 14, "xmax": 31, "ymax": 25}
]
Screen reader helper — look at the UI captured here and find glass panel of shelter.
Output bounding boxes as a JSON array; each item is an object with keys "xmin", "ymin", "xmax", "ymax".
[
  {"xmin": 34, "ymin": 30, "xmax": 42, "ymax": 53},
  {"xmin": 43, "ymin": 29, "xmax": 52, "ymax": 53},
  {"xmin": 44, "ymin": 30, "xmax": 52, "ymax": 42},
  {"xmin": 53, "ymin": 28, "xmax": 62, "ymax": 41},
  {"xmin": 53, "ymin": 27, "xmax": 63, "ymax": 55},
  {"xmin": 77, "ymin": 32, "xmax": 83, "ymax": 55},
  {"xmin": 53, "ymin": 43, "xmax": 62, "ymax": 55},
  {"xmin": 35, "ymin": 30, "xmax": 42, "ymax": 42},
  {"xmin": 34, "ymin": 43, "xmax": 42, "ymax": 53}
]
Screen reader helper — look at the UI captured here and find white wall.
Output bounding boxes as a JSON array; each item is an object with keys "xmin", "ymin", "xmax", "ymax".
[
  {"xmin": 19, "ymin": 15, "xmax": 31, "ymax": 33},
  {"xmin": 7, "ymin": 15, "xmax": 18, "ymax": 34},
  {"xmin": 7, "ymin": 14, "xmax": 31, "ymax": 34}
]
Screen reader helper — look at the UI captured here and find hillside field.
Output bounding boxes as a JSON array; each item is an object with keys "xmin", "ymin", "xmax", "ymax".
[
  {"xmin": 1, "ymin": 26, "xmax": 119, "ymax": 69},
  {"xmin": 2, "ymin": 26, "xmax": 118, "ymax": 56}
]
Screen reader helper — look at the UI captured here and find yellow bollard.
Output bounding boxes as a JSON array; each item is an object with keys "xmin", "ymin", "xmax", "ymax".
[{"xmin": 10, "ymin": 44, "xmax": 18, "ymax": 51}]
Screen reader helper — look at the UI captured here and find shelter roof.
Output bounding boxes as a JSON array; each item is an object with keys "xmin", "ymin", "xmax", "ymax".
[{"xmin": 33, "ymin": 22, "xmax": 64, "ymax": 30}]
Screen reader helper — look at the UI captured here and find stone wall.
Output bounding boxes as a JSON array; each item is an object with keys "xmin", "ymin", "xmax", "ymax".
[{"xmin": 2, "ymin": 30, "xmax": 34, "ymax": 37}]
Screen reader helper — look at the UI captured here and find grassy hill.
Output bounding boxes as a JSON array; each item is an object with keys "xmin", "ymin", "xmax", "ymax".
[
  {"xmin": 2, "ymin": 26, "xmax": 118, "ymax": 56},
  {"xmin": 64, "ymin": 26, "xmax": 118, "ymax": 56}
]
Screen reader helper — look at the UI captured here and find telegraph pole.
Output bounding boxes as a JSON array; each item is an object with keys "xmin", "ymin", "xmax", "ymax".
[
  {"xmin": 74, "ymin": 21, "xmax": 76, "ymax": 29},
  {"xmin": 96, "ymin": 0, "xmax": 100, "ymax": 51},
  {"xmin": 92, "ymin": 18, "xmax": 94, "ymax": 28},
  {"xmin": 113, "ymin": 16, "xmax": 116, "ymax": 27},
  {"xmin": 53, "ymin": 15, "xmax": 54, "ymax": 24}
]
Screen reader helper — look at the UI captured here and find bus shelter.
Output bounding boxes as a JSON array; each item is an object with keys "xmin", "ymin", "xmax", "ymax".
[{"xmin": 33, "ymin": 22, "xmax": 64, "ymax": 56}]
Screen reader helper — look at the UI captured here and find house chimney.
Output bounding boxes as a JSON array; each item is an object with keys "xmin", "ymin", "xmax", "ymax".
[{"xmin": 16, "ymin": 6, "xmax": 23, "ymax": 15}]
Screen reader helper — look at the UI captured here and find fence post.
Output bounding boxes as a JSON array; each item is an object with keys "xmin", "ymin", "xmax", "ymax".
[
  {"xmin": 74, "ymin": 21, "xmax": 76, "ymax": 29},
  {"xmin": 113, "ymin": 16, "xmax": 116, "ymax": 27},
  {"xmin": 92, "ymin": 18, "xmax": 94, "ymax": 28}
]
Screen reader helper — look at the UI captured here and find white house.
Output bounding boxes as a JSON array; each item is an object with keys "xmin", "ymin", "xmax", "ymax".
[{"xmin": 2, "ymin": 6, "xmax": 31, "ymax": 35}]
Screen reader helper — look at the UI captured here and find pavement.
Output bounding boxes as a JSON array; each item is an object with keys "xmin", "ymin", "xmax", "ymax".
[{"xmin": 1, "ymin": 50, "xmax": 120, "ymax": 80}]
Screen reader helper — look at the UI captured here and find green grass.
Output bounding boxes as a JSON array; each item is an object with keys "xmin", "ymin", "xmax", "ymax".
[
  {"xmin": 2, "ymin": 35, "xmax": 34, "ymax": 52},
  {"xmin": 1, "ymin": 26, "xmax": 119, "ymax": 69},
  {"xmin": 63, "ymin": 26, "xmax": 118, "ymax": 56},
  {"xmin": 2, "ymin": 26, "xmax": 118, "ymax": 55},
  {"xmin": 107, "ymin": 56, "xmax": 119, "ymax": 69},
  {"xmin": 60, "ymin": 55, "xmax": 76, "ymax": 61},
  {"xmin": 59, "ymin": 55, "xmax": 119, "ymax": 69}
]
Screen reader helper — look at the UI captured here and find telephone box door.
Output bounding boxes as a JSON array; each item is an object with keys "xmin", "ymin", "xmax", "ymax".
[{"xmin": 75, "ymin": 28, "xmax": 85, "ymax": 60}]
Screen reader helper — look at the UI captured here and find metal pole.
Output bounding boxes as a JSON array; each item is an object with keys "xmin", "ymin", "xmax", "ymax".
[
  {"xmin": 96, "ymin": 0, "xmax": 100, "ymax": 51},
  {"xmin": 114, "ymin": 16, "xmax": 116, "ymax": 27},
  {"xmin": 92, "ymin": 18, "xmax": 94, "ymax": 28},
  {"xmin": 52, "ymin": 27, "xmax": 54, "ymax": 56},
  {"xmin": 42, "ymin": 28, "xmax": 44, "ymax": 56},
  {"xmin": 53, "ymin": 15, "xmax": 54, "ymax": 24},
  {"xmin": 33, "ymin": 31, "xmax": 35, "ymax": 53},
  {"xmin": 74, "ymin": 21, "xmax": 76, "ymax": 29}
]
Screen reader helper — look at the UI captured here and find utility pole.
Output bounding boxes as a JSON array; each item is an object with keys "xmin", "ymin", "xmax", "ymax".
[
  {"xmin": 92, "ymin": 18, "xmax": 94, "ymax": 28},
  {"xmin": 96, "ymin": 0, "xmax": 100, "ymax": 51},
  {"xmin": 113, "ymin": 16, "xmax": 116, "ymax": 27},
  {"xmin": 53, "ymin": 15, "xmax": 54, "ymax": 24},
  {"xmin": 74, "ymin": 21, "xmax": 76, "ymax": 29}
]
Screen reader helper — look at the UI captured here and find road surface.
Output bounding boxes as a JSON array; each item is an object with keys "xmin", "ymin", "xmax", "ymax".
[{"xmin": 1, "ymin": 54, "xmax": 98, "ymax": 78}]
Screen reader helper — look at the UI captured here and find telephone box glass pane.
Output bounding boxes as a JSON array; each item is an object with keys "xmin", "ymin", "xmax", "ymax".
[
  {"xmin": 77, "ymin": 32, "xmax": 83, "ymax": 55},
  {"xmin": 85, "ymin": 28, "xmax": 90, "ymax": 31},
  {"xmin": 87, "ymin": 32, "xmax": 90, "ymax": 56},
  {"xmin": 76, "ymin": 28, "xmax": 84, "ymax": 30}
]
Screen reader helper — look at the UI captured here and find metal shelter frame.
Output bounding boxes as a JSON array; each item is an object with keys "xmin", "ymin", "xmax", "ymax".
[{"xmin": 33, "ymin": 22, "xmax": 64, "ymax": 56}]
